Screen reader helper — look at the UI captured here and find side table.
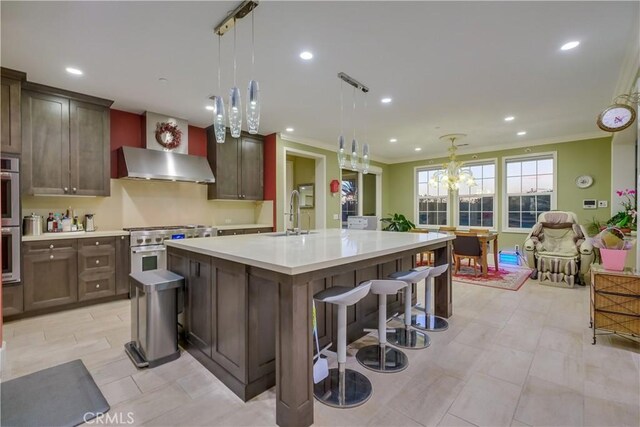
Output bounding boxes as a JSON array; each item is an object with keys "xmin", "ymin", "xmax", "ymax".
[{"xmin": 590, "ymin": 264, "xmax": 640, "ymax": 344}]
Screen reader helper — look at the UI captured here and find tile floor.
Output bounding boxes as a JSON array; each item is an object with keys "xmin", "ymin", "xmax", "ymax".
[{"xmin": 2, "ymin": 278, "xmax": 639, "ymax": 426}]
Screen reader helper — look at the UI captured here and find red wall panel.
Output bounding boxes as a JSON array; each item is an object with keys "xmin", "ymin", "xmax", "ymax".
[{"xmin": 188, "ymin": 126, "xmax": 207, "ymax": 157}]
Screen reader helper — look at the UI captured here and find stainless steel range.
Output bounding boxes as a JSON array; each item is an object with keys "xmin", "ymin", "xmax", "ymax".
[{"xmin": 125, "ymin": 225, "xmax": 217, "ymax": 274}]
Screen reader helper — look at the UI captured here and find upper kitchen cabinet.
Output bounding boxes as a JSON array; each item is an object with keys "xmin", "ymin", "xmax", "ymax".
[
  {"xmin": 206, "ymin": 128, "xmax": 263, "ymax": 200},
  {"xmin": 21, "ymin": 82, "xmax": 113, "ymax": 196},
  {"xmin": 1, "ymin": 68, "xmax": 26, "ymax": 154}
]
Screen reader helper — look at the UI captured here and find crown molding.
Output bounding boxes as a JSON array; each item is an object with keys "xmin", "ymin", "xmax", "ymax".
[{"xmin": 278, "ymin": 133, "xmax": 394, "ymax": 164}]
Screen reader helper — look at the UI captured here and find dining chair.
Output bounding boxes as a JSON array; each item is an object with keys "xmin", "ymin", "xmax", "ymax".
[
  {"xmin": 452, "ymin": 232, "xmax": 483, "ymax": 276},
  {"xmin": 410, "ymin": 228, "xmax": 433, "ymax": 266}
]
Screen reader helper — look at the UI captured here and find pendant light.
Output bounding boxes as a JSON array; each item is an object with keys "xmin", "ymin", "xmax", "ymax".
[
  {"xmin": 336, "ymin": 72, "xmax": 371, "ymax": 173},
  {"xmin": 212, "ymin": 35, "xmax": 226, "ymax": 144},
  {"xmin": 337, "ymin": 80, "xmax": 346, "ymax": 168},
  {"xmin": 350, "ymin": 87, "xmax": 359, "ymax": 170},
  {"xmin": 229, "ymin": 19, "xmax": 242, "ymax": 138},
  {"xmin": 246, "ymin": 9, "xmax": 260, "ymax": 134},
  {"xmin": 361, "ymin": 92, "xmax": 370, "ymax": 174}
]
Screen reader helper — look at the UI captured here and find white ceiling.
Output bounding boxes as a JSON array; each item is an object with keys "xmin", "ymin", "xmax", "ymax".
[{"xmin": 2, "ymin": 1, "xmax": 638, "ymax": 162}]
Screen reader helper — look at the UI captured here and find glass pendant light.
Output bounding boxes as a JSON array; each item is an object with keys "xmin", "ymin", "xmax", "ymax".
[
  {"xmin": 246, "ymin": 10, "xmax": 260, "ymax": 134},
  {"xmin": 350, "ymin": 87, "xmax": 359, "ymax": 170},
  {"xmin": 213, "ymin": 36, "xmax": 226, "ymax": 143},
  {"xmin": 337, "ymin": 80, "xmax": 346, "ymax": 167},
  {"xmin": 362, "ymin": 143, "xmax": 370, "ymax": 174},
  {"xmin": 229, "ymin": 19, "xmax": 242, "ymax": 138}
]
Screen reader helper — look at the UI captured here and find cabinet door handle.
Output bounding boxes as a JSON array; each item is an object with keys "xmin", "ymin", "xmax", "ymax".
[
  {"xmin": 196, "ymin": 262, "xmax": 201, "ymax": 277},
  {"xmin": 95, "ymin": 241, "xmax": 100, "ymax": 246},
  {"xmin": 95, "ymin": 260, "xmax": 100, "ymax": 265},
  {"xmin": 63, "ymin": 187, "xmax": 68, "ymax": 193},
  {"xmin": 96, "ymin": 284, "xmax": 100, "ymax": 289},
  {"xmin": 121, "ymin": 236, "xmax": 125, "ymax": 240},
  {"xmin": 50, "ymin": 255, "xmax": 54, "ymax": 259},
  {"xmin": 50, "ymin": 244, "xmax": 54, "ymax": 249},
  {"xmin": 72, "ymin": 187, "xmax": 77, "ymax": 193}
]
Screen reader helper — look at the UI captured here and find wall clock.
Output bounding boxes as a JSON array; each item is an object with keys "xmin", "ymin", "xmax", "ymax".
[
  {"xmin": 597, "ymin": 104, "xmax": 636, "ymax": 132},
  {"xmin": 575, "ymin": 175, "xmax": 594, "ymax": 189}
]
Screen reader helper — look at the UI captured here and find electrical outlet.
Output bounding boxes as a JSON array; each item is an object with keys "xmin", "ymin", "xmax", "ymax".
[
  {"xmin": 225, "ymin": 218, "xmax": 232, "ymax": 224},
  {"xmin": 333, "ymin": 214, "xmax": 339, "ymax": 220},
  {"xmin": 598, "ymin": 200, "xmax": 608, "ymax": 208}
]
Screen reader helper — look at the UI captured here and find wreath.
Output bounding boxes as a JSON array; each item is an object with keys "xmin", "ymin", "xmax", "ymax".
[{"xmin": 155, "ymin": 121, "xmax": 182, "ymax": 150}]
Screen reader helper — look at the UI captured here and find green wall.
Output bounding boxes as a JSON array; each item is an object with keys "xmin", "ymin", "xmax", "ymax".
[
  {"xmin": 287, "ymin": 155, "xmax": 317, "ymax": 229},
  {"xmin": 387, "ymin": 136, "xmax": 613, "ymax": 250},
  {"xmin": 362, "ymin": 173, "xmax": 377, "ymax": 216}
]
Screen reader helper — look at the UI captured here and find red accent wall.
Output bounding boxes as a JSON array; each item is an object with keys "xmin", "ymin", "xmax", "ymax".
[
  {"xmin": 188, "ymin": 126, "xmax": 207, "ymax": 157},
  {"xmin": 110, "ymin": 109, "xmax": 207, "ymax": 178},
  {"xmin": 264, "ymin": 133, "xmax": 277, "ymax": 229}
]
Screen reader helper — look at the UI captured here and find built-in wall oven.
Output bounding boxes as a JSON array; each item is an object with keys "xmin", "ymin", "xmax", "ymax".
[{"xmin": 1, "ymin": 154, "xmax": 20, "ymax": 283}]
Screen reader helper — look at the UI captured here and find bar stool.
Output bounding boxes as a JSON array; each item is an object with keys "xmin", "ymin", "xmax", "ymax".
[
  {"xmin": 411, "ymin": 264, "xmax": 449, "ymax": 331},
  {"xmin": 355, "ymin": 280, "xmax": 409, "ymax": 373},
  {"xmin": 313, "ymin": 282, "xmax": 373, "ymax": 408},
  {"xmin": 386, "ymin": 269, "xmax": 431, "ymax": 349}
]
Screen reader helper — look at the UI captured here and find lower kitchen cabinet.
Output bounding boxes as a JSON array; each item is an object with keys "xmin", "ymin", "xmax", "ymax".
[
  {"xmin": 2, "ymin": 282, "xmax": 24, "ymax": 315},
  {"xmin": 217, "ymin": 227, "xmax": 272, "ymax": 236},
  {"xmin": 186, "ymin": 253, "xmax": 212, "ymax": 357},
  {"xmin": 78, "ymin": 237, "xmax": 116, "ymax": 301},
  {"xmin": 115, "ymin": 235, "xmax": 130, "ymax": 295},
  {"xmin": 23, "ymin": 240, "xmax": 78, "ymax": 311}
]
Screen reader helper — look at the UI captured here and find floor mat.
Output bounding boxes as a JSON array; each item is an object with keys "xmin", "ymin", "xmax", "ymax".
[
  {"xmin": 1, "ymin": 359, "xmax": 109, "ymax": 427},
  {"xmin": 453, "ymin": 265, "xmax": 532, "ymax": 291}
]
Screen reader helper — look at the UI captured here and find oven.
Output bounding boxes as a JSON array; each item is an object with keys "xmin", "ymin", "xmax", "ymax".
[
  {"xmin": 2, "ymin": 226, "xmax": 21, "ymax": 283},
  {"xmin": 130, "ymin": 245, "xmax": 167, "ymax": 274},
  {"xmin": 1, "ymin": 155, "xmax": 20, "ymax": 227}
]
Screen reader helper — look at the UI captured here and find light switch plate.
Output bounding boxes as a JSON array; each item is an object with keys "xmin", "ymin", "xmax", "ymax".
[
  {"xmin": 598, "ymin": 200, "xmax": 608, "ymax": 208},
  {"xmin": 333, "ymin": 214, "xmax": 339, "ymax": 220}
]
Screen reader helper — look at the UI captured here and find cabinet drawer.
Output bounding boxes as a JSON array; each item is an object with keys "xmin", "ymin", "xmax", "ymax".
[
  {"xmin": 79, "ymin": 237, "xmax": 115, "ymax": 251},
  {"xmin": 218, "ymin": 229, "xmax": 245, "ymax": 236},
  {"xmin": 244, "ymin": 228, "xmax": 273, "ymax": 235},
  {"xmin": 2, "ymin": 282, "xmax": 24, "ymax": 316},
  {"xmin": 79, "ymin": 246, "xmax": 115, "ymax": 273},
  {"xmin": 24, "ymin": 239, "xmax": 77, "ymax": 253},
  {"xmin": 78, "ymin": 271, "xmax": 115, "ymax": 301}
]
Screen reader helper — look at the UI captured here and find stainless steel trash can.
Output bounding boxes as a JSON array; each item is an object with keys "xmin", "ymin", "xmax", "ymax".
[{"xmin": 124, "ymin": 270, "xmax": 184, "ymax": 368}]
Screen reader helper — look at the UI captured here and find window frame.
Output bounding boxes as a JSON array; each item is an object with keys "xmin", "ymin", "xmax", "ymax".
[
  {"xmin": 414, "ymin": 165, "xmax": 450, "ymax": 228},
  {"xmin": 502, "ymin": 152, "xmax": 558, "ymax": 233},
  {"xmin": 454, "ymin": 158, "xmax": 498, "ymax": 231}
]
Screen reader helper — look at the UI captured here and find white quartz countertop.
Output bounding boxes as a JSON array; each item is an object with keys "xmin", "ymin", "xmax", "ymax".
[
  {"xmin": 22, "ymin": 230, "xmax": 130, "ymax": 242},
  {"xmin": 165, "ymin": 229, "xmax": 454, "ymax": 275},
  {"xmin": 214, "ymin": 224, "xmax": 273, "ymax": 230}
]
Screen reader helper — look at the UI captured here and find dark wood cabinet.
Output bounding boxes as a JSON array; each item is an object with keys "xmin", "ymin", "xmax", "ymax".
[
  {"xmin": 217, "ymin": 229, "xmax": 245, "ymax": 236},
  {"xmin": 1, "ymin": 68, "xmax": 25, "ymax": 154},
  {"xmin": 186, "ymin": 253, "xmax": 212, "ymax": 357},
  {"xmin": 217, "ymin": 227, "xmax": 272, "ymax": 236},
  {"xmin": 21, "ymin": 82, "xmax": 113, "ymax": 196},
  {"xmin": 78, "ymin": 237, "xmax": 116, "ymax": 301},
  {"xmin": 2, "ymin": 283, "xmax": 24, "ymax": 316},
  {"xmin": 115, "ymin": 235, "xmax": 130, "ymax": 295},
  {"xmin": 23, "ymin": 240, "xmax": 78, "ymax": 311},
  {"xmin": 207, "ymin": 129, "xmax": 264, "ymax": 200}
]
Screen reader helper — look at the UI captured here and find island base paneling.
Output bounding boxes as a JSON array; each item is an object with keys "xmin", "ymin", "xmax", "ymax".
[{"xmin": 169, "ymin": 245, "xmax": 439, "ymax": 404}]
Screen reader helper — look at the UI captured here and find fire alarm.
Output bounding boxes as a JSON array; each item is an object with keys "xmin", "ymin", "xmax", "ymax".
[{"xmin": 330, "ymin": 179, "xmax": 340, "ymax": 194}]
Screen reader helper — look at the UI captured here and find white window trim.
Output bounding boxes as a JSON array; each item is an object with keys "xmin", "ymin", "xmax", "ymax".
[
  {"xmin": 454, "ymin": 158, "xmax": 498, "ymax": 232},
  {"xmin": 414, "ymin": 165, "xmax": 450, "ymax": 228},
  {"xmin": 501, "ymin": 151, "xmax": 558, "ymax": 233}
]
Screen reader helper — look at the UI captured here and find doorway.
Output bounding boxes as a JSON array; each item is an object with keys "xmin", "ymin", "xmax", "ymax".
[{"xmin": 341, "ymin": 167, "xmax": 383, "ymax": 229}]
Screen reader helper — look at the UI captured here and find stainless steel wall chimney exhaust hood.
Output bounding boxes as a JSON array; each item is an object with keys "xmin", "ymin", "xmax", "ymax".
[{"xmin": 117, "ymin": 146, "xmax": 215, "ymax": 184}]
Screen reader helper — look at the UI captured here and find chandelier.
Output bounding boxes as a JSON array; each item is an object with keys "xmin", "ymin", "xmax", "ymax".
[
  {"xmin": 336, "ymin": 72, "xmax": 370, "ymax": 174},
  {"xmin": 430, "ymin": 134, "xmax": 476, "ymax": 191}
]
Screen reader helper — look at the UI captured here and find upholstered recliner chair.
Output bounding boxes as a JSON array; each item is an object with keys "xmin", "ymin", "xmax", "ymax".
[{"xmin": 524, "ymin": 211, "xmax": 594, "ymax": 287}]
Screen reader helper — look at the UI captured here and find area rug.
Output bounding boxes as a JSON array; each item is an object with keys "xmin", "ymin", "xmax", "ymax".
[
  {"xmin": 1, "ymin": 359, "xmax": 110, "ymax": 427},
  {"xmin": 453, "ymin": 264, "xmax": 532, "ymax": 291}
]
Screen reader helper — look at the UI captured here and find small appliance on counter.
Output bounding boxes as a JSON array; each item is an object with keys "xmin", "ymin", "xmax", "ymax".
[
  {"xmin": 84, "ymin": 214, "xmax": 96, "ymax": 232},
  {"xmin": 23, "ymin": 213, "xmax": 43, "ymax": 236},
  {"xmin": 347, "ymin": 216, "xmax": 379, "ymax": 230}
]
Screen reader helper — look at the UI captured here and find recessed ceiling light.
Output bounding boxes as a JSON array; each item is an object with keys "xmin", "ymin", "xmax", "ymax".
[
  {"xmin": 381, "ymin": 97, "xmax": 392, "ymax": 104},
  {"xmin": 560, "ymin": 41, "xmax": 580, "ymax": 51},
  {"xmin": 65, "ymin": 67, "xmax": 83, "ymax": 75},
  {"xmin": 285, "ymin": 127, "xmax": 294, "ymax": 132},
  {"xmin": 415, "ymin": 147, "xmax": 422, "ymax": 152},
  {"xmin": 158, "ymin": 77, "xmax": 168, "ymax": 83},
  {"xmin": 517, "ymin": 131, "xmax": 527, "ymax": 136},
  {"xmin": 389, "ymin": 138, "xmax": 397, "ymax": 143},
  {"xmin": 299, "ymin": 51, "xmax": 313, "ymax": 60},
  {"xmin": 504, "ymin": 116, "xmax": 515, "ymax": 122},
  {"xmin": 205, "ymin": 105, "xmax": 214, "ymax": 111}
]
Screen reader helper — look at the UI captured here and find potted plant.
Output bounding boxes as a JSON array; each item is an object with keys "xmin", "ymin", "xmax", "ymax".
[
  {"xmin": 606, "ymin": 189, "xmax": 637, "ymax": 233},
  {"xmin": 591, "ymin": 227, "xmax": 634, "ymax": 271},
  {"xmin": 380, "ymin": 213, "xmax": 416, "ymax": 232}
]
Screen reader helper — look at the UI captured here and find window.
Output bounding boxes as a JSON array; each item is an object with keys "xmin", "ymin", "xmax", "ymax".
[
  {"xmin": 503, "ymin": 154, "xmax": 555, "ymax": 231},
  {"xmin": 457, "ymin": 162, "xmax": 496, "ymax": 228},
  {"xmin": 416, "ymin": 168, "xmax": 448, "ymax": 226}
]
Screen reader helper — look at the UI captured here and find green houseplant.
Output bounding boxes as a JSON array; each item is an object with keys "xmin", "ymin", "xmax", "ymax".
[{"xmin": 380, "ymin": 213, "xmax": 416, "ymax": 232}]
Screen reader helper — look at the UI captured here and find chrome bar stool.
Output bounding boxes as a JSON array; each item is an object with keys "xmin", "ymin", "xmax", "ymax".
[
  {"xmin": 313, "ymin": 282, "xmax": 373, "ymax": 408},
  {"xmin": 386, "ymin": 269, "xmax": 431, "ymax": 349},
  {"xmin": 356, "ymin": 280, "xmax": 409, "ymax": 373},
  {"xmin": 412, "ymin": 264, "xmax": 449, "ymax": 331}
]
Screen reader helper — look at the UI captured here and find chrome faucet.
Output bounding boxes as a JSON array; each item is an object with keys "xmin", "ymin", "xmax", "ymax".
[{"xmin": 286, "ymin": 190, "xmax": 302, "ymax": 235}]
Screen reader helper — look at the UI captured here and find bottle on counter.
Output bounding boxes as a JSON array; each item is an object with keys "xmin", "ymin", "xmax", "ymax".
[
  {"xmin": 46, "ymin": 212, "xmax": 54, "ymax": 232},
  {"xmin": 52, "ymin": 214, "xmax": 59, "ymax": 232}
]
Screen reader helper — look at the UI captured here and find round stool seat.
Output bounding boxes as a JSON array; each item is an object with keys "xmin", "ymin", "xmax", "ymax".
[
  {"xmin": 313, "ymin": 368, "xmax": 372, "ymax": 408},
  {"xmin": 314, "ymin": 285, "xmax": 371, "ymax": 306}
]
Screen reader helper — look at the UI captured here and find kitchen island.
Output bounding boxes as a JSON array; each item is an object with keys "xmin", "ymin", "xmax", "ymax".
[{"xmin": 165, "ymin": 229, "xmax": 455, "ymax": 427}]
